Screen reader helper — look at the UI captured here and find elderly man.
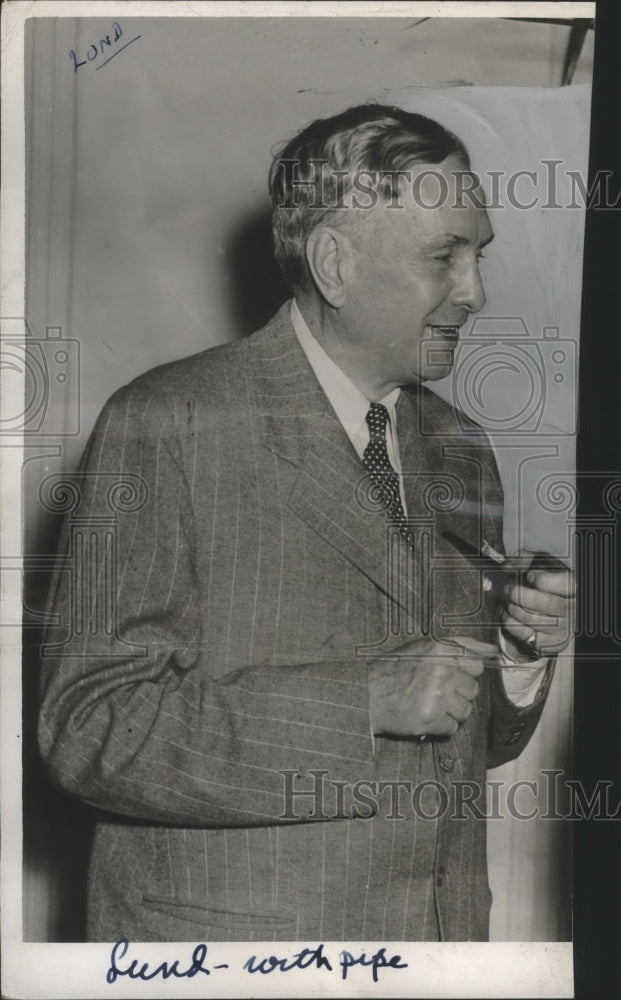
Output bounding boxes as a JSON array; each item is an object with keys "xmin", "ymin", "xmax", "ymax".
[{"xmin": 39, "ymin": 104, "xmax": 574, "ymax": 942}]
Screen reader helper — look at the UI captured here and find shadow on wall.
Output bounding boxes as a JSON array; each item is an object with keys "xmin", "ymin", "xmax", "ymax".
[{"xmin": 226, "ymin": 207, "xmax": 291, "ymax": 337}]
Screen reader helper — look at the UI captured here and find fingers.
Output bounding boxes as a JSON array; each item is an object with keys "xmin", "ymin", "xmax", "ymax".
[
  {"xmin": 425, "ymin": 715, "xmax": 460, "ymax": 737},
  {"xmin": 425, "ymin": 695, "xmax": 473, "ymax": 733},
  {"xmin": 382, "ymin": 640, "xmax": 488, "ymax": 738},
  {"xmin": 420, "ymin": 668, "xmax": 479, "ymax": 735},
  {"xmin": 401, "ymin": 637, "xmax": 490, "ymax": 677},
  {"xmin": 501, "ymin": 574, "xmax": 574, "ymax": 652},
  {"xmin": 454, "ymin": 671, "xmax": 480, "ymax": 702},
  {"xmin": 500, "ymin": 610, "xmax": 540, "ymax": 648},
  {"xmin": 501, "ymin": 611, "xmax": 570, "ymax": 654},
  {"xmin": 455, "ymin": 657, "xmax": 485, "ymax": 678},
  {"xmin": 525, "ymin": 568, "xmax": 576, "ymax": 598},
  {"xmin": 433, "ymin": 636, "xmax": 493, "ymax": 677},
  {"xmin": 408, "ymin": 656, "xmax": 481, "ymax": 736},
  {"xmin": 504, "ymin": 551, "xmax": 575, "ymax": 598},
  {"xmin": 447, "ymin": 693, "xmax": 474, "ymax": 723},
  {"xmin": 504, "ymin": 600, "xmax": 560, "ymax": 633},
  {"xmin": 503, "ymin": 581, "xmax": 569, "ymax": 618}
]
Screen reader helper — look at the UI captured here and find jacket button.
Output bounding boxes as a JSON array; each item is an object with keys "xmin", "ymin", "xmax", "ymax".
[
  {"xmin": 439, "ymin": 752, "xmax": 455, "ymax": 772},
  {"xmin": 436, "ymin": 866, "xmax": 447, "ymax": 888}
]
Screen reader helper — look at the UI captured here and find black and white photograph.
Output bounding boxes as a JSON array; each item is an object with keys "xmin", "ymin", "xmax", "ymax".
[{"xmin": 3, "ymin": 1, "xmax": 619, "ymax": 997}]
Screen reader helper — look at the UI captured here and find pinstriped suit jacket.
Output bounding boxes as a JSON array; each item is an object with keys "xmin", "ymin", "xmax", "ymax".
[{"xmin": 39, "ymin": 302, "xmax": 553, "ymax": 942}]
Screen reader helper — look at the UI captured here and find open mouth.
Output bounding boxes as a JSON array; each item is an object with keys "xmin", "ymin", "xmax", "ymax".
[{"xmin": 427, "ymin": 324, "xmax": 460, "ymax": 343}]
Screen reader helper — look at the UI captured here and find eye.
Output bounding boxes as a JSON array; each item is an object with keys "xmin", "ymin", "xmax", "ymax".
[{"xmin": 433, "ymin": 252, "xmax": 453, "ymax": 264}]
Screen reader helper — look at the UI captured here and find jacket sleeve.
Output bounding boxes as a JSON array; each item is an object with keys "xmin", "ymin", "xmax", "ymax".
[
  {"xmin": 473, "ymin": 432, "xmax": 556, "ymax": 769},
  {"xmin": 38, "ymin": 384, "xmax": 378, "ymax": 828}
]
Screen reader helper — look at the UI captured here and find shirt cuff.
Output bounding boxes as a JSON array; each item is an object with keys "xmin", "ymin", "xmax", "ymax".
[{"xmin": 498, "ymin": 629, "xmax": 548, "ymax": 706}]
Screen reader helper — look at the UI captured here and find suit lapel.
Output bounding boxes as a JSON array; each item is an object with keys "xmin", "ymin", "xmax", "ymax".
[
  {"xmin": 288, "ymin": 406, "xmax": 397, "ymax": 598},
  {"xmin": 249, "ymin": 302, "xmax": 327, "ymax": 468},
  {"xmin": 248, "ymin": 306, "xmax": 423, "ymax": 618},
  {"xmin": 397, "ymin": 385, "xmax": 493, "ymax": 640},
  {"xmin": 396, "ymin": 382, "xmax": 428, "ymax": 483}
]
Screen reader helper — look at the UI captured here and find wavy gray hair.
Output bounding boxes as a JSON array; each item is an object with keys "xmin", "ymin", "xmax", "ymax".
[{"xmin": 269, "ymin": 103, "xmax": 471, "ymax": 292}]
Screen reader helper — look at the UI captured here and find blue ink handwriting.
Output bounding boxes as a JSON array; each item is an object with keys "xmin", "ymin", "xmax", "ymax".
[
  {"xmin": 106, "ymin": 939, "xmax": 229, "ymax": 983},
  {"xmin": 69, "ymin": 23, "xmax": 142, "ymax": 74},
  {"xmin": 105, "ymin": 940, "xmax": 408, "ymax": 986},
  {"xmin": 340, "ymin": 946, "xmax": 409, "ymax": 982},
  {"xmin": 243, "ymin": 943, "xmax": 333, "ymax": 974}
]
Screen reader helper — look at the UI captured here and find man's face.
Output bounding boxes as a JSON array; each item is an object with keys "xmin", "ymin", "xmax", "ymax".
[{"xmin": 335, "ymin": 155, "xmax": 493, "ymax": 397}]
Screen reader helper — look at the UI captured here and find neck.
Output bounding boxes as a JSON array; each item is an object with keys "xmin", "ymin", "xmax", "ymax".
[{"xmin": 294, "ymin": 292, "xmax": 407, "ymax": 401}]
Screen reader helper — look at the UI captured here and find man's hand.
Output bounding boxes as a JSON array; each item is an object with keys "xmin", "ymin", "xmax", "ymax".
[
  {"xmin": 498, "ymin": 551, "xmax": 576, "ymax": 659},
  {"xmin": 368, "ymin": 636, "xmax": 496, "ymax": 738}
]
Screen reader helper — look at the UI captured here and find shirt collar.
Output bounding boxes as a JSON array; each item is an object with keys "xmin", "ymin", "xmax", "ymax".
[{"xmin": 290, "ymin": 299, "xmax": 400, "ymax": 445}]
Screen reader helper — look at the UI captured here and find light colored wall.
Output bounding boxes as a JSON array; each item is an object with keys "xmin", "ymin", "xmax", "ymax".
[
  {"xmin": 24, "ymin": 14, "xmax": 591, "ymax": 942},
  {"xmin": 26, "ymin": 15, "xmax": 593, "ymax": 468}
]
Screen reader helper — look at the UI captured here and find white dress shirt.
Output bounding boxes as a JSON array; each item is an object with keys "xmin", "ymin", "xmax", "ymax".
[{"xmin": 291, "ymin": 299, "xmax": 547, "ymax": 707}]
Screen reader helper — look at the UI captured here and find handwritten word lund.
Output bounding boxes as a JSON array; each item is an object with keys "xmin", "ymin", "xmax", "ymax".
[{"xmin": 69, "ymin": 23, "xmax": 142, "ymax": 74}]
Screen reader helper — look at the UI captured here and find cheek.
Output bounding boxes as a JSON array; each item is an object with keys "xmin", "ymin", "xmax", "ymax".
[
  {"xmin": 389, "ymin": 283, "xmax": 445, "ymax": 328},
  {"xmin": 422, "ymin": 284, "xmax": 453, "ymax": 321}
]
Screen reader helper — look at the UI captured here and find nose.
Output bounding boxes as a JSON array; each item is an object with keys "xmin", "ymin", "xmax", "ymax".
[{"xmin": 451, "ymin": 258, "xmax": 486, "ymax": 314}]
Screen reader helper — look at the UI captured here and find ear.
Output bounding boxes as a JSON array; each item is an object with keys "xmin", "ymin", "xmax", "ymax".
[{"xmin": 304, "ymin": 226, "xmax": 354, "ymax": 308}]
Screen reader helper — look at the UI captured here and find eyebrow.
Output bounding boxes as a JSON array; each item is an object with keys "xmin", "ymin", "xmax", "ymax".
[{"xmin": 424, "ymin": 231, "xmax": 495, "ymax": 250}]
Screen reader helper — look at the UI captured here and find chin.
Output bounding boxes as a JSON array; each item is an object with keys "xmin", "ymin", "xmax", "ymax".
[
  {"xmin": 421, "ymin": 362, "xmax": 454, "ymax": 381},
  {"xmin": 418, "ymin": 344, "xmax": 456, "ymax": 381}
]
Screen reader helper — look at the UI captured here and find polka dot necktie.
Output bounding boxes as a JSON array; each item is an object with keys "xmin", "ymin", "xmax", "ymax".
[{"xmin": 362, "ymin": 402, "xmax": 410, "ymax": 540}]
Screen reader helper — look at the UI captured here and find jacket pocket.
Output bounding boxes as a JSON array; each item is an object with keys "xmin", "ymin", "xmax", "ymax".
[{"xmin": 140, "ymin": 894, "xmax": 297, "ymax": 935}]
